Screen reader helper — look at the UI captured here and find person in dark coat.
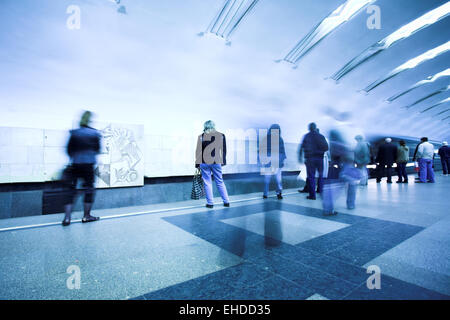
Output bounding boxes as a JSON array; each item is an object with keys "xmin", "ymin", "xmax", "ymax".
[
  {"xmin": 62, "ymin": 111, "xmax": 101, "ymax": 226},
  {"xmin": 195, "ymin": 120, "xmax": 230, "ymax": 208},
  {"xmin": 438, "ymin": 141, "xmax": 450, "ymax": 175},
  {"xmin": 376, "ymin": 137, "xmax": 398, "ymax": 183},
  {"xmin": 298, "ymin": 123, "xmax": 329, "ymax": 200}
]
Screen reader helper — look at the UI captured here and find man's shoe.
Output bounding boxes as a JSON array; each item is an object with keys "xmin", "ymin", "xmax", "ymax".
[
  {"xmin": 306, "ymin": 196, "xmax": 316, "ymax": 200},
  {"xmin": 402, "ymin": 181, "xmax": 408, "ymax": 183},
  {"xmin": 396, "ymin": 180, "xmax": 402, "ymax": 183},
  {"xmin": 82, "ymin": 216, "xmax": 100, "ymax": 223},
  {"xmin": 277, "ymin": 194, "xmax": 283, "ymax": 200},
  {"xmin": 298, "ymin": 189, "xmax": 308, "ymax": 193},
  {"xmin": 263, "ymin": 195, "xmax": 268, "ymax": 199},
  {"xmin": 62, "ymin": 219, "xmax": 71, "ymax": 226},
  {"xmin": 224, "ymin": 203, "xmax": 230, "ymax": 207},
  {"xmin": 206, "ymin": 204, "xmax": 214, "ymax": 208},
  {"xmin": 376, "ymin": 180, "xmax": 381, "ymax": 183},
  {"xmin": 323, "ymin": 211, "xmax": 338, "ymax": 216}
]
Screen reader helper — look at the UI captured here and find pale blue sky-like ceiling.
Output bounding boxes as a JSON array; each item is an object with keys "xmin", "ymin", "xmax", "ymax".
[
  {"xmin": 404, "ymin": 85, "xmax": 450, "ymax": 109},
  {"xmin": 420, "ymin": 97, "xmax": 450, "ymax": 113},
  {"xmin": 387, "ymin": 68, "xmax": 450, "ymax": 102},
  {"xmin": 434, "ymin": 107, "xmax": 450, "ymax": 116},
  {"xmin": 0, "ymin": 0, "xmax": 449, "ymax": 141}
]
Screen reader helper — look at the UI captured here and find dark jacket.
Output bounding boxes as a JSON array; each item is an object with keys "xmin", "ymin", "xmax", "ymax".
[
  {"xmin": 67, "ymin": 126, "xmax": 101, "ymax": 164},
  {"xmin": 438, "ymin": 145, "xmax": 450, "ymax": 159},
  {"xmin": 376, "ymin": 143, "xmax": 397, "ymax": 166},
  {"xmin": 299, "ymin": 131, "xmax": 329, "ymax": 160},
  {"xmin": 260, "ymin": 124, "xmax": 287, "ymax": 168},
  {"xmin": 195, "ymin": 131, "xmax": 227, "ymax": 167}
]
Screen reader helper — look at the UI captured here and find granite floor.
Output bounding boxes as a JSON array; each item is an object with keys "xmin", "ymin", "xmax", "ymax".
[{"xmin": 0, "ymin": 174, "xmax": 449, "ymax": 300}]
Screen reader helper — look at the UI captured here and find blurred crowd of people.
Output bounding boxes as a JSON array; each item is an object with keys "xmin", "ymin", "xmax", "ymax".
[{"xmin": 60, "ymin": 112, "xmax": 449, "ymax": 225}]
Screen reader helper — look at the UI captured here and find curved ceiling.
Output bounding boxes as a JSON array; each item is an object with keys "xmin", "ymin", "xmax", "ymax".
[{"xmin": 0, "ymin": 0, "xmax": 449, "ymax": 142}]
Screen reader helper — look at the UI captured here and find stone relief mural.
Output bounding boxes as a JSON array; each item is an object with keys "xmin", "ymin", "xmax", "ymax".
[{"xmin": 95, "ymin": 123, "xmax": 144, "ymax": 188}]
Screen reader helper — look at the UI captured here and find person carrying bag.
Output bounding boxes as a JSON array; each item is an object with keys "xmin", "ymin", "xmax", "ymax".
[{"xmin": 191, "ymin": 168, "xmax": 205, "ymax": 200}]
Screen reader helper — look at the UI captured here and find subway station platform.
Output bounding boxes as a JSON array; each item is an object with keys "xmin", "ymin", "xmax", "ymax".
[{"xmin": 0, "ymin": 175, "xmax": 449, "ymax": 300}]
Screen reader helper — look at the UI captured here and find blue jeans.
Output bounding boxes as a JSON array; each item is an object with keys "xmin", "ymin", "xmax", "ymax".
[
  {"xmin": 418, "ymin": 158, "xmax": 435, "ymax": 183},
  {"xmin": 322, "ymin": 163, "xmax": 357, "ymax": 214},
  {"xmin": 200, "ymin": 164, "xmax": 230, "ymax": 205},
  {"xmin": 263, "ymin": 168, "xmax": 283, "ymax": 196},
  {"xmin": 356, "ymin": 164, "xmax": 368, "ymax": 185},
  {"xmin": 397, "ymin": 162, "xmax": 408, "ymax": 182},
  {"xmin": 306, "ymin": 158, "xmax": 324, "ymax": 198}
]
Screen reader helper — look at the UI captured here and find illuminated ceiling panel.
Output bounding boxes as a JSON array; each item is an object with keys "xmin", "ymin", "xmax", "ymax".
[
  {"xmin": 387, "ymin": 68, "xmax": 450, "ymax": 102},
  {"xmin": 420, "ymin": 97, "xmax": 450, "ymax": 113},
  {"xmin": 332, "ymin": 2, "xmax": 450, "ymax": 81},
  {"xmin": 404, "ymin": 85, "xmax": 450, "ymax": 109},
  {"xmin": 200, "ymin": 0, "xmax": 260, "ymax": 42},
  {"xmin": 363, "ymin": 41, "xmax": 450, "ymax": 92},
  {"xmin": 279, "ymin": 0, "xmax": 375, "ymax": 65}
]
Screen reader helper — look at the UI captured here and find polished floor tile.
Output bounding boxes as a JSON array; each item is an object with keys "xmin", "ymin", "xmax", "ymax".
[
  {"xmin": 0, "ymin": 176, "xmax": 449, "ymax": 300},
  {"xmin": 220, "ymin": 210, "xmax": 349, "ymax": 245}
]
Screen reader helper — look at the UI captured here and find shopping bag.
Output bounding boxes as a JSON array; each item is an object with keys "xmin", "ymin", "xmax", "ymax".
[
  {"xmin": 191, "ymin": 169, "xmax": 205, "ymax": 200},
  {"xmin": 297, "ymin": 163, "xmax": 307, "ymax": 181}
]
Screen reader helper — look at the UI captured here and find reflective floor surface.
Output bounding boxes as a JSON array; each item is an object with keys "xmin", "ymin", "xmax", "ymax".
[{"xmin": 0, "ymin": 174, "xmax": 449, "ymax": 300}]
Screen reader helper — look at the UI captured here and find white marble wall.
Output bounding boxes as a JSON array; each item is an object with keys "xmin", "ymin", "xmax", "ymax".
[
  {"xmin": 0, "ymin": 126, "xmax": 300, "ymax": 184},
  {"xmin": 0, "ymin": 127, "xmax": 46, "ymax": 183}
]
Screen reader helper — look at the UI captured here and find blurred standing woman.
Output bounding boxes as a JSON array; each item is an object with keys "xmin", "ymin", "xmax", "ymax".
[
  {"xmin": 261, "ymin": 124, "xmax": 286, "ymax": 199},
  {"xmin": 195, "ymin": 120, "xmax": 230, "ymax": 208},
  {"xmin": 354, "ymin": 135, "xmax": 370, "ymax": 186},
  {"xmin": 62, "ymin": 111, "xmax": 101, "ymax": 226},
  {"xmin": 396, "ymin": 140, "xmax": 409, "ymax": 183}
]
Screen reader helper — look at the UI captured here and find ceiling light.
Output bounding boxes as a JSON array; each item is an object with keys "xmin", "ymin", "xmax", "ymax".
[
  {"xmin": 387, "ymin": 68, "xmax": 450, "ymax": 102},
  {"xmin": 281, "ymin": 0, "xmax": 375, "ymax": 65},
  {"xmin": 364, "ymin": 41, "xmax": 450, "ymax": 92},
  {"xmin": 332, "ymin": 2, "xmax": 450, "ymax": 81},
  {"xmin": 201, "ymin": 0, "xmax": 260, "ymax": 41},
  {"xmin": 404, "ymin": 85, "xmax": 450, "ymax": 109},
  {"xmin": 420, "ymin": 97, "xmax": 450, "ymax": 113}
]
